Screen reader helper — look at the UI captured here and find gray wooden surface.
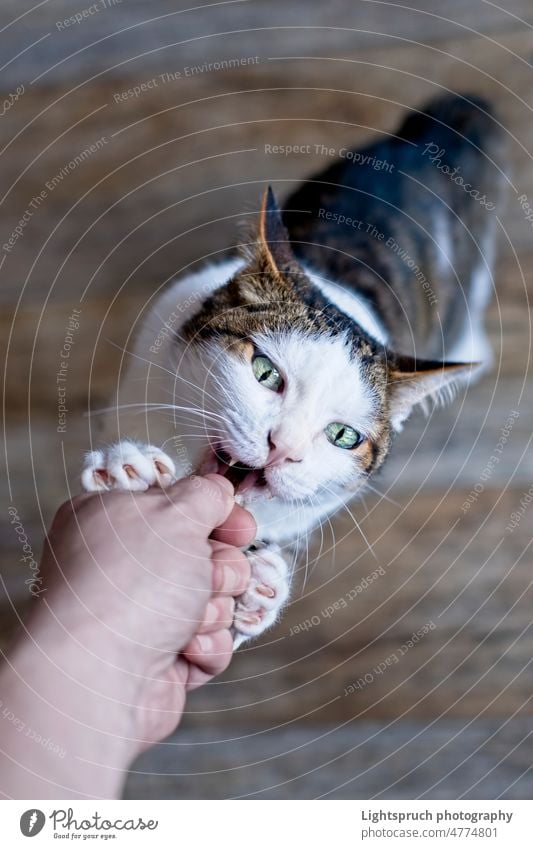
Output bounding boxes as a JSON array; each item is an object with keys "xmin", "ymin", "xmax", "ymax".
[
  {"xmin": 124, "ymin": 721, "xmax": 533, "ymax": 799},
  {"xmin": 1, "ymin": 0, "xmax": 532, "ymax": 799}
]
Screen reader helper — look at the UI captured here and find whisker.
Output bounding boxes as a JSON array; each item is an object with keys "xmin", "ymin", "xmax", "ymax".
[
  {"xmin": 107, "ymin": 339, "xmax": 180, "ymax": 380},
  {"xmin": 363, "ymin": 480, "xmax": 400, "ymax": 507},
  {"xmin": 85, "ymin": 401, "xmax": 229, "ymax": 424},
  {"xmin": 319, "ymin": 481, "xmax": 378, "ymax": 562},
  {"xmin": 167, "ymin": 350, "xmax": 227, "ymax": 410}
]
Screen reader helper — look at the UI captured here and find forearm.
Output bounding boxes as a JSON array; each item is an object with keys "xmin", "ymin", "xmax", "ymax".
[{"xmin": 0, "ymin": 618, "xmax": 138, "ymax": 799}]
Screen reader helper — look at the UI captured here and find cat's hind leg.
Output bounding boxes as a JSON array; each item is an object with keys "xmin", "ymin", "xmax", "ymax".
[
  {"xmin": 81, "ymin": 440, "xmax": 176, "ymax": 492},
  {"xmin": 232, "ymin": 542, "xmax": 290, "ymax": 648}
]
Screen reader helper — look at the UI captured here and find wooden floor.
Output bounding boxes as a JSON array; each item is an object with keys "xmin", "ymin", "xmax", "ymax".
[{"xmin": 1, "ymin": 0, "xmax": 532, "ymax": 799}]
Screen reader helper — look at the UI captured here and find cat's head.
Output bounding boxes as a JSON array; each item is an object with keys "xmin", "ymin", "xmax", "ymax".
[{"xmin": 181, "ymin": 187, "xmax": 476, "ymax": 508}]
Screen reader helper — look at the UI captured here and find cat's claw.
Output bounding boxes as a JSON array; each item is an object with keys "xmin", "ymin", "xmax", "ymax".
[
  {"xmin": 81, "ymin": 440, "xmax": 176, "ymax": 492},
  {"xmin": 232, "ymin": 543, "xmax": 290, "ymax": 648}
]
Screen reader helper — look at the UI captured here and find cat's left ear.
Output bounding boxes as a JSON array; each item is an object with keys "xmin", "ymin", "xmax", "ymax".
[
  {"xmin": 258, "ymin": 185, "xmax": 295, "ymax": 276},
  {"xmin": 388, "ymin": 356, "xmax": 483, "ymax": 431}
]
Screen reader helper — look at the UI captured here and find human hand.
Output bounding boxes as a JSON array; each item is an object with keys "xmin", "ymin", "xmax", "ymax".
[{"xmin": 0, "ymin": 475, "xmax": 255, "ymax": 798}]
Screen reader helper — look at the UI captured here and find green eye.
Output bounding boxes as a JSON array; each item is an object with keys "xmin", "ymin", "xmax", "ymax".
[
  {"xmin": 252, "ymin": 355, "xmax": 284, "ymax": 392},
  {"xmin": 325, "ymin": 422, "xmax": 363, "ymax": 449}
]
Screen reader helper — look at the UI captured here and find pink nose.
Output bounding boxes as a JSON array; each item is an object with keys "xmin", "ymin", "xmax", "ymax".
[{"xmin": 266, "ymin": 431, "xmax": 304, "ymax": 465}]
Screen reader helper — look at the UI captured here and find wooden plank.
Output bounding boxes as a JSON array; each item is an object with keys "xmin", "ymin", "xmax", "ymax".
[
  {"xmin": 123, "ymin": 719, "xmax": 533, "ymax": 799},
  {"xmin": 2, "ymin": 1, "xmax": 533, "ymax": 88},
  {"xmin": 0, "ymin": 28, "xmax": 533, "ymax": 307},
  {"xmin": 1, "ymin": 250, "xmax": 530, "ymax": 418}
]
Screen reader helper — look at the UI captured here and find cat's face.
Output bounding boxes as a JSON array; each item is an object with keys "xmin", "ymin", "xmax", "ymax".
[
  {"xmin": 196, "ymin": 328, "xmax": 388, "ymax": 506},
  {"xmin": 182, "ymin": 186, "xmax": 475, "ymax": 510}
]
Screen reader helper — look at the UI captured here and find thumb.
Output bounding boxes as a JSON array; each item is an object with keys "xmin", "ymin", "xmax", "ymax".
[{"xmin": 165, "ymin": 474, "xmax": 235, "ymax": 534}]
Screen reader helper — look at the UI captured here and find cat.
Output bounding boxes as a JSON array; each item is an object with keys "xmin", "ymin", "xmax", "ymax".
[{"xmin": 82, "ymin": 94, "xmax": 505, "ymax": 647}]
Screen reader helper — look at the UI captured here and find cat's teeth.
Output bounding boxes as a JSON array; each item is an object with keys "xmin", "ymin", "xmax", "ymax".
[{"xmin": 227, "ymin": 457, "xmax": 238, "ymax": 467}]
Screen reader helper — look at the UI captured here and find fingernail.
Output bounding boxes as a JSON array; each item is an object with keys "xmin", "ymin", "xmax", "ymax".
[
  {"xmin": 229, "ymin": 566, "xmax": 242, "ymax": 593},
  {"xmin": 195, "ymin": 634, "xmax": 213, "ymax": 652},
  {"xmin": 205, "ymin": 601, "xmax": 219, "ymax": 625},
  {"xmin": 213, "ymin": 563, "xmax": 239, "ymax": 593}
]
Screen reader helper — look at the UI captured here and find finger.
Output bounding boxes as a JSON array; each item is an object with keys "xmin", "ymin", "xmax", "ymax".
[
  {"xmin": 210, "ymin": 504, "xmax": 257, "ymax": 547},
  {"xmin": 165, "ymin": 474, "xmax": 235, "ymax": 534},
  {"xmin": 198, "ymin": 596, "xmax": 235, "ymax": 633},
  {"xmin": 182, "ymin": 629, "xmax": 234, "ymax": 689},
  {"xmin": 211, "ymin": 545, "xmax": 251, "ymax": 596}
]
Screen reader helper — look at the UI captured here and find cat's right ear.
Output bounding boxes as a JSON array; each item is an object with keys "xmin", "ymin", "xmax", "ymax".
[
  {"xmin": 388, "ymin": 355, "xmax": 482, "ymax": 431},
  {"xmin": 257, "ymin": 185, "xmax": 295, "ymax": 277}
]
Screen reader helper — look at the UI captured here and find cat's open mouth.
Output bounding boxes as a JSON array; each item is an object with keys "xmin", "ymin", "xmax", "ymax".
[
  {"xmin": 199, "ymin": 447, "xmax": 268, "ymax": 494},
  {"xmin": 213, "ymin": 448, "xmax": 267, "ymax": 493}
]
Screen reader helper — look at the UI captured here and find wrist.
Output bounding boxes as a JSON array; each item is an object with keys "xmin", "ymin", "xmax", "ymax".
[{"xmin": 0, "ymin": 614, "xmax": 140, "ymax": 798}]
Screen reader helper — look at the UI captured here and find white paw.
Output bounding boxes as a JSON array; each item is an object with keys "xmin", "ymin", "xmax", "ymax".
[
  {"xmin": 81, "ymin": 440, "xmax": 177, "ymax": 492},
  {"xmin": 232, "ymin": 543, "xmax": 290, "ymax": 648}
]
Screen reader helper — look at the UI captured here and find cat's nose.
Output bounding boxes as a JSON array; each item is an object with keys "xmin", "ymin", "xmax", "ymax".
[{"xmin": 266, "ymin": 430, "xmax": 304, "ymax": 465}]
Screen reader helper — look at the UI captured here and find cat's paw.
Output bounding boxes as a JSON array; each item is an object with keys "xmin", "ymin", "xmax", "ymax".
[
  {"xmin": 81, "ymin": 440, "xmax": 177, "ymax": 492},
  {"xmin": 232, "ymin": 543, "xmax": 290, "ymax": 648}
]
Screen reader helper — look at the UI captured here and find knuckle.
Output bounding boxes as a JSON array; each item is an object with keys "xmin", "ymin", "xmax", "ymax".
[{"xmin": 53, "ymin": 498, "xmax": 77, "ymax": 525}]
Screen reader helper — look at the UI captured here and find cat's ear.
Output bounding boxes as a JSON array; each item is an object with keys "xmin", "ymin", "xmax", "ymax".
[
  {"xmin": 388, "ymin": 355, "xmax": 482, "ymax": 431},
  {"xmin": 257, "ymin": 185, "xmax": 294, "ymax": 276}
]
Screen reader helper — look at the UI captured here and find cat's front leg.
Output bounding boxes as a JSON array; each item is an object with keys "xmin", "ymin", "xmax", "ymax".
[
  {"xmin": 81, "ymin": 440, "xmax": 177, "ymax": 492},
  {"xmin": 232, "ymin": 542, "xmax": 291, "ymax": 648}
]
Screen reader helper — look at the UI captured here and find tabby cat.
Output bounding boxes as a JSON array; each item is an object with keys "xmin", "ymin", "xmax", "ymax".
[{"xmin": 82, "ymin": 94, "xmax": 504, "ymax": 646}]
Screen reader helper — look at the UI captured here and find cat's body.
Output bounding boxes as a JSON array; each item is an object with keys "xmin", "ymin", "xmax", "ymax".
[
  {"xmin": 284, "ymin": 93, "xmax": 503, "ymax": 364},
  {"xmin": 83, "ymin": 95, "xmax": 505, "ymax": 645}
]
